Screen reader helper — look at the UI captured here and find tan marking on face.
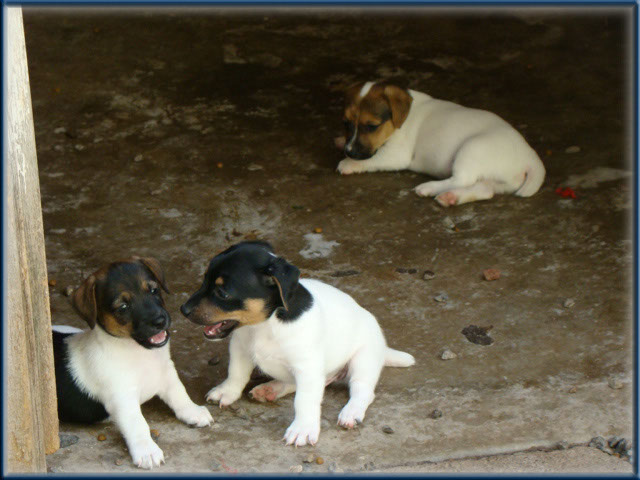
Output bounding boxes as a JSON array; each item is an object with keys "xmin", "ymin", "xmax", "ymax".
[
  {"xmin": 142, "ymin": 279, "xmax": 158, "ymax": 292},
  {"xmin": 100, "ymin": 312, "xmax": 133, "ymax": 337},
  {"xmin": 215, "ymin": 277, "xmax": 224, "ymax": 286},
  {"xmin": 189, "ymin": 298, "xmax": 268, "ymax": 327}
]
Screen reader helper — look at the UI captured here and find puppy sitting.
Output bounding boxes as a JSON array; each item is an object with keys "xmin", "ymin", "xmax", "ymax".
[
  {"xmin": 180, "ymin": 241, "xmax": 415, "ymax": 447},
  {"xmin": 53, "ymin": 257, "xmax": 213, "ymax": 469},
  {"xmin": 337, "ymin": 81, "xmax": 546, "ymax": 206}
]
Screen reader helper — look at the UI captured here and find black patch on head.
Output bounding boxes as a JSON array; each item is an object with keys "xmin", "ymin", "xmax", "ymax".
[{"xmin": 53, "ymin": 331, "xmax": 108, "ymax": 423}]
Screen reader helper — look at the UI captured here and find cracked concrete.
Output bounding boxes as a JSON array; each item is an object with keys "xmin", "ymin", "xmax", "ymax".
[{"xmin": 21, "ymin": 6, "xmax": 633, "ymax": 474}]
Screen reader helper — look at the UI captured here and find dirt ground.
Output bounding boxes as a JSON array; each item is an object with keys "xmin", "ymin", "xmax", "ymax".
[{"xmin": 21, "ymin": 6, "xmax": 634, "ymax": 474}]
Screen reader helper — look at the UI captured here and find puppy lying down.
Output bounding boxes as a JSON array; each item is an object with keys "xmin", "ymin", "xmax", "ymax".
[
  {"xmin": 181, "ymin": 241, "xmax": 415, "ymax": 447},
  {"xmin": 53, "ymin": 258, "xmax": 212, "ymax": 469},
  {"xmin": 337, "ymin": 81, "xmax": 546, "ymax": 206}
]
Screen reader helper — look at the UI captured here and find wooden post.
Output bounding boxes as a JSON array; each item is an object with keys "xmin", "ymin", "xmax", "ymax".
[{"xmin": 5, "ymin": 6, "xmax": 60, "ymax": 473}]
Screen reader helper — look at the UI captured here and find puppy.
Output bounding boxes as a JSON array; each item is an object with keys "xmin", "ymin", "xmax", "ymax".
[
  {"xmin": 180, "ymin": 241, "xmax": 415, "ymax": 447},
  {"xmin": 337, "ymin": 81, "xmax": 546, "ymax": 206},
  {"xmin": 53, "ymin": 257, "xmax": 213, "ymax": 469}
]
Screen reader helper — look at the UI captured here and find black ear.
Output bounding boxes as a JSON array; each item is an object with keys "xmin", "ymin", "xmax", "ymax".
[
  {"xmin": 135, "ymin": 256, "xmax": 170, "ymax": 294},
  {"xmin": 265, "ymin": 257, "xmax": 300, "ymax": 312},
  {"xmin": 71, "ymin": 275, "xmax": 98, "ymax": 328}
]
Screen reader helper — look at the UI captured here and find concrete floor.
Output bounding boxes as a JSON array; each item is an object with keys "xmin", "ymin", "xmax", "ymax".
[{"xmin": 22, "ymin": 6, "xmax": 633, "ymax": 474}]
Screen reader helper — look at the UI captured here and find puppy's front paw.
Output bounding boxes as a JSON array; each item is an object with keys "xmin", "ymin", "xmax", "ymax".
[
  {"xmin": 205, "ymin": 382, "xmax": 242, "ymax": 408},
  {"xmin": 337, "ymin": 159, "xmax": 362, "ymax": 175},
  {"xmin": 414, "ymin": 182, "xmax": 438, "ymax": 197},
  {"xmin": 283, "ymin": 419, "xmax": 320, "ymax": 447},
  {"xmin": 176, "ymin": 404, "xmax": 214, "ymax": 427},
  {"xmin": 130, "ymin": 439, "xmax": 164, "ymax": 470},
  {"xmin": 337, "ymin": 403, "xmax": 367, "ymax": 430}
]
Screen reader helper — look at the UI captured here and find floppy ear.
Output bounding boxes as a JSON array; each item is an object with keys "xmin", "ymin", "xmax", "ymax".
[
  {"xmin": 265, "ymin": 257, "xmax": 300, "ymax": 312},
  {"xmin": 71, "ymin": 275, "xmax": 98, "ymax": 328},
  {"xmin": 135, "ymin": 256, "xmax": 170, "ymax": 294},
  {"xmin": 384, "ymin": 85, "xmax": 413, "ymax": 128}
]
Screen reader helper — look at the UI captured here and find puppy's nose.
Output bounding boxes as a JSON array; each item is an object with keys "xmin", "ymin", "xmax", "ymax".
[
  {"xmin": 180, "ymin": 303, "xmax": 191, "ymax": 317},
  {"xmin": 152, "ymin": 315, "xmax": 168, "ymax": 329}
]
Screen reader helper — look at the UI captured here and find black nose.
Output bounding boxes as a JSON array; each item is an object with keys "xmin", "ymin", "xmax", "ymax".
[
  {"xmin": 151, "ymin": 315, "xmax": 168, "ymax": 329},
  {"xmin": 180, "ymin": 303, "xmax": 191, "ymax": 317}
]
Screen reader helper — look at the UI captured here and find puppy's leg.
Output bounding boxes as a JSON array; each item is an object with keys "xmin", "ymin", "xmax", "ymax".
[
  {"xmin": 250, "ymin": 380, "xmax": 296, "ymax": 402},
  {"xmin": 106, "ymin": 398, "xmax": 164, "ymax": 469},
  {"xmin": 337, "ymin": 143, "xmax": 412, "ymax": 175},
  {"xmin": 206, "ymin": 333, "xmax": 253, "ymax": 407},
  {"xmin": 338, "ymin": 349, "xmax": 385, "ymax": 429},
  {"xmin": 283, "ymin": 365, "xmax": 325, "ymax": 447},
  {"xmin": 435, "ymin": 180, "xmax": 495, "ymax": 207},
  {"xmin": 414, "ymin": 176, "xmax": 474, "ymax": 198},
  {"xmin": 159, "ymin": 365, "xmax": 213, "ymax": 427}
]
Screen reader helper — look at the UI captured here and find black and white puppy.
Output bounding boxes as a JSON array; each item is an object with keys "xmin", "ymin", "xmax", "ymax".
[
  {"xmin": 180, "ymin": 241, "xmax": 415, "ymax": 447},
  {"xmin": 53, "ymin": 257, "xmax": 213, "ymax": 469}
]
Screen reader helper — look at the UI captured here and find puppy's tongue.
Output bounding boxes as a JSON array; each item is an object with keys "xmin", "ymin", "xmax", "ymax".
[{"xmin": 149, "ymin": 330, "xmax": 167, "ymax": 344}]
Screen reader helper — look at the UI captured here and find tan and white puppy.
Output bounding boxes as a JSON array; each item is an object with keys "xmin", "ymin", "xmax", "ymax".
[
  {"xmin": 337, "ymin": 81, "xmax": 546, "ymax": 206},
  {"xmin": 53, "ymin": 258, "xmax": 213, "ymax": 469}
]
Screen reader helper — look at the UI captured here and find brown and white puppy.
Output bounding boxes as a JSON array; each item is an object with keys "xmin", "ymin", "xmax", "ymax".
[
  {"xmin": 337, "ymin": 81, "xmax": 545, "ymax": 206},
  {"xmin": 52, "ymin": 258, "xmax": 213, "ymax": 469}
]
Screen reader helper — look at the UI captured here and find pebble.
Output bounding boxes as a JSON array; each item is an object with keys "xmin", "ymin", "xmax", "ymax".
[
  {"xmin": 216, "ymin": 162, "xmax": 224, "ymax": 168},
  {"xmin": 59, "ymin": 433, "xmax": 79, "ymax": 448},
  {"xmin": 74, "ymin": 144, "xmax": 85, "ymax": 151},
  {"xmin": 556, "ymin": 441, "xmax": 569, "ymax": 450},
  {"xmin": 303, "ymin": 453, "xmax": 316, "ymax": 463},
  {"xmin": 314, "ymin": 227, "xmax": 323, "ymax": 234},
  {"xmin": 150, "ymin": 429, "xmax": 160, "ymax": 440},
  {"xmin": 563, "ymin": 298, "xmax": 575, "ymax": 308},
  {"xmin": 54, "ymin": 127, "xmax": 67, "ymax": 134},
  {"xmin": 442, "ymin": 217, "xmax": 456, "ymax": 230},
  {"xmin": 429, "ymin": 409, "xmax": 443, "ymax": 419},
  {"xmin": 114, "ymin": 458, "xmax": 123, "ymax": 466},
  {"xmin": 565, "ymin": 145, "xmax": 581, "ymax": 154},
  {"xmin": 422, "ymin": 270, "xmax": 435, "ymax": 281},
  {"xmin": 568, "ymin": 386, "xmax": 577, "ymax": 394},
  {"xmin": 208, "ymin": 356, "xmax": 220, "ymax": 366},
  {"xmin": 48, "ymin": 279, "xmax": 57, "ymax": 287},
  {"xmin": 589, "ymin": 436, "xmax": 607, "ymax": 450},
  {"xmin": 382, "ymin": 425, "xmax": 395, "ymax": 434},
  {"xmin": 134, "ymin": 154, "xmax": 143, "ymax": 162},
  {"xmin": 483, "ymin": 269, "xmax": 501, "ymax": 281},
  {"xmin": 608, "ymin": 436, "xmax": 621, "ymax": 449},
  {"xmin": 289, "ymin": 465, "xmax": 303, "ymax": 473},
  {"xmin": 316, "ymin": 457, "xmax": 324, "ymax": 465},
  {"xmin": 611, "ymin": 438, "xmax": 630, "ymax": 456},
  {"xmin": 63, "ymin": 286, "xmax": 74, "ymax": 297},
  {"xmin": 97, "ymin": 434, "xmax": 106, "ymax": 441},
  {"xmin": 608, "ymin": 376, "xmax": 624, "ymax": 390},
  {"xmin": 440, "ymin": 349, "xmax": 457, "ymax": 360},
  {"xmin": 434, "ymin": 293, "xmax": 448, "ymax": 303}
]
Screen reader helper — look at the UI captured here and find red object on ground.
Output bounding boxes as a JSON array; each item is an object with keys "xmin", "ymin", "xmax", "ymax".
[{"xmin": 555, "ymin": 187, "xmax": 577, "ymax": 199}]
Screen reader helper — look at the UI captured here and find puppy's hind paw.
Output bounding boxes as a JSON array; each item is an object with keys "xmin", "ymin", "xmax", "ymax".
[
  {"xmin": 337, "ymin": 403, "xmax": 366, "ymax": 430},
  {"xmin": 130, "ymin": 440, "xmax": 164, "ymax": 470},
  {"xmin": 205, "ymin": 383, "xmax": 242, "ymax": 408},
  {"xmin": 177, "ymin": 404, "xmax": 214, "ymax": 427}
]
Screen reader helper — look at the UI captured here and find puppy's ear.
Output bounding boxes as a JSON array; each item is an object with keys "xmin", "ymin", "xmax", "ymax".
[
  {"xmin": 71, "ymin": 275, "xmax": 98, "ymax": 328},
  {"xmin": 265, "ymin": 257, "xmax": 300, "ymax": 312},
  {"xmin": 384, "ymin": 85, "xmax": 413, "ymax": 128},
  {"xmin": 135, "ymin": 256, "xmax": 170, "ymax": 294}
]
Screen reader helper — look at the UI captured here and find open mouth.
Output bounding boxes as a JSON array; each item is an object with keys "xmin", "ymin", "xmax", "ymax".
[
  {"xmin": 149, "ymin": 330, "xmax": 169, "ymax": 346},
  {"xmin": 203, "ymin": 320, "xmax": 239, "ymax": 340}
]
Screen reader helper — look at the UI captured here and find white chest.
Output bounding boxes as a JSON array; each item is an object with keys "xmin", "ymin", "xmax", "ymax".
[{"xmin": 249, "ymin": 327, "xmax": 294, "ymax": 382}]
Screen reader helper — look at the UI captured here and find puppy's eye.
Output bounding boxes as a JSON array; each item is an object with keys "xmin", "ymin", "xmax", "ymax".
[
  {"xmin": 115, "ymin": 303, "xmax": 129, "ymax": 314},
  {"xmin": 215, "ymin": 287, "xmax": 231, "ymax": 300},
  {"xmin": 149, "ymin": 287, "xmax": 159, "ymax": 295},
  {"xmin": 362, "ymin": 123, "xmax": 380, "ymax": 133},
  {"xmin": 343, "ymin": 120, "xmax": 354, "ymax": 133}
]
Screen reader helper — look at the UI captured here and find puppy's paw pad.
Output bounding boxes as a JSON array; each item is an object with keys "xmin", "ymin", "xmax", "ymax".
[
  {"xmin": 337, "ymin": 405, "xmax": 366, "ymax": 430},
  {"xmin": 178, "ymin": 405, "xmax": 214, "ymax": 427},
  {"xmin": 435, "ymin": 191, "xmax": 458, "ymax": 207},
  {"xmin": 337, "ymin": 159, "xmax": 360, "ymax": 175},
  {"xmin": 250, "ymin": 384, "xmax": 277, "ymax": 402},
  {"xmin": 283, "ymin": 419, "xmax": 320, "ymax": 447},
  {"xmin": 130, "ymin": 440, "xmax": 164, "ymax": 470}
]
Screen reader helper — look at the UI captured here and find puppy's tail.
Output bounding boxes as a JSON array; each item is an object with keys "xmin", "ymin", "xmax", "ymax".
[
  {"xmin": 384, "ymin": 348, "xmax": 416, "ymax": 367},
  {"xmin": 515, "ymin": 158, "xmax": 546, "ymax": 197}
]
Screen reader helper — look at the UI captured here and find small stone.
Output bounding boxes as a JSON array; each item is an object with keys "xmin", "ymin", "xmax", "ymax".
[
  {"xmin": 565, "ymin": 145, "xmax": 581, "ymax": 154},
  {"xmin": 563, "ymin": 298, "xmax": 575, "ymax": 308},
  {"xmin": 589, "ymin": 436, "xmax": 607, "ymax": 450},
  {"xmin": 303, "ymin": 453, "xmax": 316, "ymax": 463},
  {"xmin": 48, "ymin": 279, "xmax": 57, "ymax": 287},
  {"xmin": 74, "ymin": 144, "xmax": 85, "ymax": 151},
  {"xmin": 63, "ymin": 286, "xmax": 74, "ymax": 297},
  {"xmin": 434, "ymin": 293, "xmax": 448, "ymax": 303},
  {"xmin": 422, "ymin": 270, "xmax": 435, "ymax": 281},
  {"xmin": 608, "ymin": 436, "xmax": 622, "ymax": 449},
  {"xmin": 289, "ymin": 465, "xmax": 303, "ymax": 473},
  {"xmin": 217, "ymin": 162, "xmax": 224, "ymax": 168},
  {"xmin": 150, "ymin": 429, "xmax": 160, "ymax": 440},
  {"xmin": 54, "ymin": 127, "xmax": 67, "ymax": 134},
  {"xmin": 613, "ymin": 439, "xmax": 630, "ymax": 456},
  {"xmin": 134, "ymin": 154, "xmax": 143, "ymax": 162},
  {"xmin": 556, "ymin": 441, "xmax": 569, "ymax": 450},
  {"xmin": 115, "ymin": 458, "xmax": 124, "ymax": 466},
  {"xmin": 316, "ymin": 457, "xmax": 324, "ymax": 465},
  {"xmin": 608, "ymin": 376, "xmax": 624, "ymax": 390},
  {"xmin": 382, "ymin": 425, "xmax": 394, "ymax": 434},
  {"xmin": 568, "ymin": 386, "xmax": 577, "ymax": 394},
  {"xmin": 314, "ymin": 227, "xmax": 323, "ymax": 234},
  {"xmin": 440, "ymin": 349, "xmax": 457, "ymax": 360},
  {"xmin": 208, "ymin": 356, "xmax": 220, "ymax": 366},
  {"xmin": 59, "ymin": 433, "xmax": 79, "ymax": 448},
  {"xmin": 97, "ymin": 434, "xmax": 106, "ymax": 441},
  {"xmin": 429, "ymin": 409, "xmax": 443, "ymax": 419},
  {"xmin": 483, "ymin": 269, "xmax": 501, "ymax": 281}
]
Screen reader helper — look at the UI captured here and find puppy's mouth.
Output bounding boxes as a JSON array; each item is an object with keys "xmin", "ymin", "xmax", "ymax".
[
  {"xmin": 203, "ymin": 320, "xmax": 239, "ymax": 341},
  {"xmin": 149, "ymin": 330, "xmax": 168, "ymax": 345}
]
